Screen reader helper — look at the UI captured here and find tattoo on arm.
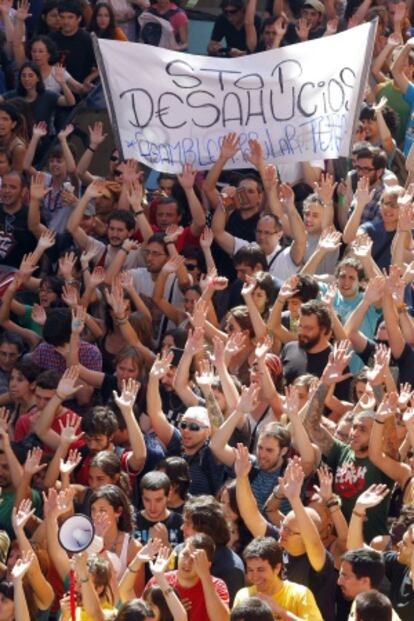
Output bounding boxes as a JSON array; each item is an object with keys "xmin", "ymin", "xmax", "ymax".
[
  {"xmin": 302, "ymin": 383, "xmax": 334, "ymax": 456},
  {"xmin": 205, "ymin": 390, "xmax": 224, "ymax": 429}
]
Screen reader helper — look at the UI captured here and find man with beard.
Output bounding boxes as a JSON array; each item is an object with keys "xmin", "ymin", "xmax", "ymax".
[
  {"xmin": 302, "ymin": 345, "xmax": 392, "ymax": 542},
  {"xmin": 281, "ymin": 300, "xmax": 351, "ymax": 401},
  {"xmin": 128, "ymin": 232, "xmax": 190, "ymax": 347}
]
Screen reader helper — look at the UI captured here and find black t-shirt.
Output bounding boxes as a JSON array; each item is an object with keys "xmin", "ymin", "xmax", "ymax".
[
  {"xmin": 133, "ymin": 510, "xmax": 183, "ymax": 546},
  {"xmin": 4, "ymin": 90, "xmax": 59, "ymax": 125},
  {"xmin": 212, "ymin": 209, "xmax": 261, "ymax": 281},
  {"xmin": 264, "ymin": 523, "xmax": 336, "ymax": 621},
  {"xmin": 0, "ymin": 205, "xmax": 37, "ymax": 268},
  {"xmin": 265, "ymin": 0, "xmax": 303, "ymax": 18},
  {"xmin": 210, "ymin": 14, "xmax": 261, "ymax": 52},
  {"xmin": 281, "ymin": 342, "xmax": 351, "ymax": 400},
  {"xmin": 384, "ymin": 551, "xmax": 414, "ymax": 621},
  {"xmin": 395, "ymin": 343, "xmax": 414, "ymax": 385},
  {"xmin": 282, "ymin": 22, "xmax": 326, "ymax": 46},
  {"xmin": 50, "ymin": 30, "xmax": 96, "ymax": 83}
]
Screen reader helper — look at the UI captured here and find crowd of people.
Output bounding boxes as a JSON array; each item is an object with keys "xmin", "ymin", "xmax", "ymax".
[{"xmin": 2, "ymin": 1, "xmax": 414, "ymax": 621}]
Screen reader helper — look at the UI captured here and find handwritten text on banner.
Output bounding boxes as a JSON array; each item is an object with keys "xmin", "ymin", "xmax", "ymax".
[{"xmin": 96, "ymin": 23, "xmax": 375, "ymax": 173}]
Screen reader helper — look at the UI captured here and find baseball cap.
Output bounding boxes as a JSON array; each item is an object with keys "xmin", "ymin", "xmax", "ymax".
[
  {"xmin": 182, "ymin": 406, "xmax": 211, "ymax": 429},
  {"xmin": 303, "ymin": 0, "xmax": 326, "ymax": 14}
]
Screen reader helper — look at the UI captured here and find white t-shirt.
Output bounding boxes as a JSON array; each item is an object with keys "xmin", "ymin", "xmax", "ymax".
[
  {"xmin": 87, "ymin": 237, "xmax": 144, "ymax": 270},
  {"xmin": 129, "ymin": 267, "xmax": 184, "ymax": 346},
  {"xmin": 233, "ymin": 236, "xmax": 299, "ymax": 282}
]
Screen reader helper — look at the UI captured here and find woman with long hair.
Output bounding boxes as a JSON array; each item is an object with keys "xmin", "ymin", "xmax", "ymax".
[
  {"xmin": 0, "ymin": 61, "xmax": 75, "ymax": 126},
  {"xmin": 0, "ymin": 102, "xmax": 26, "ymax": 170},
  {"xmin": 88, "ymin": 2, "xmax": 128, "ymax": 41}
]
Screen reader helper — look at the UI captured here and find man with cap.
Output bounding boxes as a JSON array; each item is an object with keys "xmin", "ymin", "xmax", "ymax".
[
  {"xmin": 147, "ymin": 352, "xmax": 225, "ymax": 496},
  {"xmin": 283, "ymin": 0, "xmax": 326, "ymax": 46}
]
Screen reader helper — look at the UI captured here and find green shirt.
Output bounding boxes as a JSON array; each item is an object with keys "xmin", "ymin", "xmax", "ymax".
[
  {"xmin": 0, "ymin": 489, "xmax": 42, "ymax": 539},
  {"xmin": 376, "ymin": 79, "xmax": 411, "ymax": 147},
  {"xmin": 326, "ymin": 439, "xmax": 392, "ymax": 543},
  {"xmin": 15, "ymin": 304, "xmax": 43, "ymax": 336}
]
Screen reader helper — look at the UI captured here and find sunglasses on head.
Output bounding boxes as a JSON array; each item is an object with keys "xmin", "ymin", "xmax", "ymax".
[{"xmin": 179, "ymin": 421, "xmax": 206, "ymax": 432}]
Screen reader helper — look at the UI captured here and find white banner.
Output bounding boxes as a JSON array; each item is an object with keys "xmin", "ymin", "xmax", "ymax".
[{"xmin": 95, "ymin": 22, "xmax": 375, "ymax": 173}]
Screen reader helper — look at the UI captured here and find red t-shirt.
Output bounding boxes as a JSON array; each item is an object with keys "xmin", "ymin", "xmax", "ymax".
[
  {"xmin": 133, "ymin": 220, "xmax": 200, "ymax": 251},
  {"xmin": 146, "ymin": 571, "xmax": 229, "ymax": 621},
  {"xmin": 14, "ymin": 406, "xmax": 84, "ymax": 453},
  {"xmin": 74, "ymin": 448, "xmax": 134, "ymax": 486}
]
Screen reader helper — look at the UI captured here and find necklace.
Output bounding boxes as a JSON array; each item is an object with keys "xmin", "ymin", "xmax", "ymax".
[{"xmin": 105, "ymin": 532, "xmax": 120, "ymax": 552}]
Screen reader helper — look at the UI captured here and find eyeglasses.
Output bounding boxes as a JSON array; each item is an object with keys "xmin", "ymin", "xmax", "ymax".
[
  {"xmin": 224, "ymin": 8, "xmax": 239, "ymax": 15},
  {"xmin": 185, "ymin": 263, "xmax": 197, "ymax": 271},
  {"xmin": 179, "ymin": 421, "xmax": 207, "ymax": 432},
  {"xmin": 143, "ymin": 249, "xmax": 167, "ymax": 258},
  {"xmin": 280, "ymin": 522, "xmax": 301, "ymax": 536},
  {"xmin": 256, "ymin": 229, "xmax": 278, "ymax": 236},
  {"xmin": 355, "ymin": 165, "xmax": 375, "ymax": 173}
]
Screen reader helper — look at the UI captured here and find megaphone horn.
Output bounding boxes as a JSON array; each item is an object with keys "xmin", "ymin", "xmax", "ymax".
[{"xmin": 58, "ymin": 514, "xmax": 95, "ymax": 554}]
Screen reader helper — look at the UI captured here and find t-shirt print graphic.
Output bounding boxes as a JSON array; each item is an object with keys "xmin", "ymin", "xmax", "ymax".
[{"xmin": 334, "ymin": 462, "xmax": 368, "ymax": 498}]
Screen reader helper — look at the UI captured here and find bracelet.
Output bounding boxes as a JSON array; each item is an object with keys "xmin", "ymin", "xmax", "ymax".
[
  {"xmin": 56, "ymin": 392, "xmax": 65, "ymax": 401},
  {"xmin": 87, "ymin": 145, "xmax": 96, "ymax": 153},
  {"xmin": 326, "ymin": 499, "xmax": 340, "ymax": 509},
  {"xmin": 162, "ymin": 587, "xmax": 174, "ymax": 596},
  {"xmin": 115, "ymin": 317, "xmax": 128, "ymax": 326},
  {"xmin": 374, "ymin": 419, "xmax": 385, "ymax": 425},
  {"xmin": 165, "ymin": 241, "xmax": 175, "ymax": 245},
  {"xmin": 352, "ymin": 509, "xmax": 366, "ymax": 519},
  {"xmin": 80, "ymin": 576, "xmax": 90, "ymax": 583},
  {"xmin": 127, "ymin": 565, "xmax": 139, "ymax": 573},
  {"xmin": 133, "ymin": 210, "xmax": 144, "ymax": 216},
  {"xmin": 120, "ymin": 247, "xmax": 129, "ymax": 254}
]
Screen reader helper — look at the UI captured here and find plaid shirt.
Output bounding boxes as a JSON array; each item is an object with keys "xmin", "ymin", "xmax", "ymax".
[{"xmin": 32, "ymin": 341, "xmax": 102, "ymax": 372}]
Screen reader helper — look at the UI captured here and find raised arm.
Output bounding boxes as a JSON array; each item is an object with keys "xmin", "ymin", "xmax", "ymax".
[
  {"xmin": 202, "ymin": 132, "xmax": 240, "ymax": 209},
  {"xmin": 241, "ymin": 277, "xmax": 268, "ymax": 340},
  {"xmin": 280, "ymin": 184, "xmax": 307, "ymax": 265},
  {"xmin": 235, "ymin": 444, "xmax": 269, "ymax": 537},
  {"xmin": 383, "ymin": 279, "xmax": 405, "ymax": 359},
  {"xmin": 76, "ymin": 122, "xmax": 108, "ymax": 182},
  {"xmin": 391, "ymin": 41, "xmax": 414, "ymax": 95},
  {"xmin": 267, "ymin": 276, "xmax": 299, "ymax": 343},
  {"xmin": 283, "ymin": 459, "xmax": 326, "ymax": 571},
  {"xmin": 211, "ymin": 196, "xmax": 236, "ymax": 255},
  {"xmin": 342, "ymin": 177, "xmax": 372, "ymax": 244},
  {"xmin": 244, "ymin": 0, "xmax": 258, "ymax": 52},
  {"xmin": 113, "ymin": 379, "xmax": 147, "ymax": 472},
  {"xmin": 300, "ymin": 227, "xmax": 342, "ymax": 276},
  {"xmin": 177, "ymin": 164, "xmax": 206, "ymax": 236},
  {"xmin": 147, "ymin": 353, "xmax": 175, "ymax": 447},
  {"xmin": 347, "ymin": 485, "xmax": 390, "ymax": 549},
  {"xmin": 284, "ymin": 386, "xmax": 317, "ymax": 476},
  {"xmin": 67, "ymin": 180, "xmax": 107, "ymax": 249},
  {"xmin": 173, "ymin": 328, "xmax": 204, "ymax": 407}
]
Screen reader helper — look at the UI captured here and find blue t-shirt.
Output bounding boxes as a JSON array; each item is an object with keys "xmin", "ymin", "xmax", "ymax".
[
  {"xmin": 403, "ymin": 81, "xmax": 414, "ymax": 156},
  {"xmin": 360, "ymin": 219, "xmax": 395, "ymax": 269}
]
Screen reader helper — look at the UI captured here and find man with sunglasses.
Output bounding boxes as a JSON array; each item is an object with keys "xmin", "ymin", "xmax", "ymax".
[
  {"xmin": 208, "ymin": 0, "xmax": 260, "ymax": 57},
  {"xmin": 148, "ymin": 355, "xmax": 225, "ymax": 496}
]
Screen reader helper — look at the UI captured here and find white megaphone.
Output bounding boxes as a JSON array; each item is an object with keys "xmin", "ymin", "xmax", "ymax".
[{"xmin": 58, "ymin": 514, "xmax": 96, "ymax": 554}]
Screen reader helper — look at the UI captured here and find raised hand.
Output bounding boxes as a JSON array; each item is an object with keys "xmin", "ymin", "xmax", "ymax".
[
  {"xmin": 52, "ymin": 64, "xmax": 66, "ymax": 85},
  {"xmin": 184, "ymin": 327, "xmax": 205, "ymax": 356},
  {"xmin": 199, "ymin": 227, "xmax": 213, "ymax": 249},
  {"xmin": 127, "ymin": 178, "xmax": 144, "ymax": 208},
  {"xmin": 12, "ymin": 498, "xmax": 35, "ymax": 532},
  {"xmin": 88, "ymin": 121, "xmax": 107, "ymax": 148},
  {"xmin": 61, "ymin": 284, "xmax": 78, "ymax": 309},
  {"xmin": 113, "ymin": 378, "xmax": 140, "ymax": 412},
  {"xmin": 325, "ymin": 17, "xmax": 338, "ymax": 35},
  {"xmin": 192, "ymin": 548, "xmax": 211, "ymax": 579},
  {"xmin": 262, "ymin": 164, "xmax": 278, "ymax": 193},
  {"xmin": 399, "ymin": 383, "xmax": 413, "ymax": 409},
  {"xmin": 277, "ymin": 275, "xmax": 299, "ymax": 301},
  {"xmin": 149, "ymin": 545, "xmax": 171, "ymax": 575},
  {"xmin": 59, "ymin": 413, "xmax": 83, "ymax": 445},
  {"xmin": 279, "ymin": 183, "xmax": 295, "ymax": 206},
  {"xmin": 295, "ymin": 17, "xmax": 310, "ymax": 41},
  {"xmin": 283, "ymin": 385, "xmax": 300, "ymax": 419},
  {"xmin": 195, "ymin": 358, "xmax": 215, "ymax": 388},
  {"xmin": 363, "ymin": 275, "xmax": 385, "ymax": 305},
  {"xmin": 234, "ymin": 443, "xmax": 252, "ymax": 477},
  {"xmin": 190, "ymin": 298, "xmax": 208, "ymax": 330},
  {"xmin": 164, "ymin": 224, "xmax": 184, "ymax": 244},
  {"xmin": 403, "ymin": 406, "xmax": 414, "ymax": 427},
  {"xmin": 220, "ymin": 132, "xmax": 240, "ymax": 160},
  {"xmin": 58, "ymin": 252, "xmax": 77, "ymax": 281},
  {"xmin": 255, "ymin": 335, "xmax": 273, "ymax": 361},
  {"xmin": 150, "ymin": 351, "xmax": 174, "ymax": 380},
  {"xmin": 137, "ymin": 538, "xmax": 162, "ymax": 563},
  {"xmin": 375, "ymin": 391, "xmax": 398, "ymax": 422},
  {"xmin": 16, "ymin": 0, "xmax": 32, "ymax": 21},
  {"xmin": 57, "ymin": 124, "xmax": 74, "ymax": 141},
  {"xmin": 56, "ymin": 367, "xmax": 82, "ymax": 402},
  {"xmin": 118, "ymin": 159, "xmax": 139, "ymax": 184},
  {"xmin": 104, "ymin": 284, "xmax": 128, "ymax": 318},
  {"xmin": 236, "ymin": 383, "xmax": 260, "ymax": 414},
  {"xmin": 32, "ymin": 122, "xmax": 47, "ymax": 138},
  {"xmin": 225, "ymin": 331, "xmax": 247, "ymax": 359},
  {"xmin": 11, "ymin": 551, "xmax": 34, "ymax": 581},
  {"xmin": 0, "ymin": 407, "xmax": 11, "ymax": 433},
  {"xmin": 397, "ymin": 203, "xmax": 414, "ymax": 232},
  {"xmin": 321, "ymin": 283, "xmax": 338, "ymax": 309},
  {"xmin": 321, "ymin": 341, "xmax": 352, "ymax": 386},
  {"xmin": 241, "ymin": 274, "xmax": 256, "ymax": 298},
  {"xmin": 93, "ymin": 511, "xmax": 110, "ymax": 538},
  {"xmin": 177, "ymin": 163, "xmax": 197, "ymax": 189},
  {"xmin": 60, "ymin": 449, "xmax": 82, "ymax": 475},
  {"xmin": 161, "ymin": 255, "xmax": 185, "ymax": 274},
  {"xmin": 313, "ymin": 173, "xmax": 337, "ymax": 204},
  {"xmin": 355, "ymin": 484, "xmax": 389, "ymax": 511},
  {"xmin": 245, "ymin": 138, "xmax": 264, "ymax": 169},
  {"xmin": 366, "ymin": 344, "xmax": 390, "ymax": 386},
  {"xmin": 85, "ymin": 178, "xmax": 108, "ymax": 199},
  {"xmin": 281, "ymin": 458, "xmax": 304, "ymax": 501},
  {"xmin": 313, "ymin": 465, "xmax": 334, "ymax": 503},
  {"xmin": 24, "ymin": 447, "xmax": 47, "ymax": 477},
  {"xmin": 354, "ymin": 176, "xmax": 372, "ymax": 206},
  {"xmin": 318, "ymin": 227, "xmax": 342, "ymax": 253},
  {"xmin": 37, "ymin": 228, "xmax": 56, "ymax": 250}
]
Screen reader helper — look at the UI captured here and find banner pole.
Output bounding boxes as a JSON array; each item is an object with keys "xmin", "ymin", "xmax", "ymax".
[{"xmin": 91, "ymin": 34, "xmax": 124, "ymax": 159}]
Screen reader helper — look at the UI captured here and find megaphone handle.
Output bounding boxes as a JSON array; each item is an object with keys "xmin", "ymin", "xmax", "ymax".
[{"xmin": 69, "ymin": 568, "xmax": 76, "ymax": 621}]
